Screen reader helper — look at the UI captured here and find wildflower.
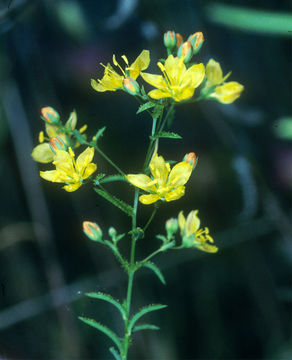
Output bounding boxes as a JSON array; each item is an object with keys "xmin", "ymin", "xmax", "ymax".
[
  {"xmin": 163, "ymin": 30, "xmax": 176, "ymax": 49},
  {"xmin": 49, "ymin": 137, "xmax": 67, "ymax": 153},
  {"xmin": 123, "ymin": 78, "xmax": 140, "ymax": 96},
  {"xmin": 83, "ymin": 221, "xmax": 103, "ymax": 242},
  {"xmin": 141, "ymin": 55, "xmax": 205, "ymax": 102},
  {"xmin": 40, "ymin": 147, "xmax": 97, "ymax": 192},
  {"xmin": 126, "ymin": 154, "xmax": 193, "ymax": 204},
  {"xmin": 204, "ymin": 59, "xmax": 244, "ymax": 104},
  {"xmin": 178, "ymin": 210, "xmax": 218, "ymax": 253},
  {"xmin": 187, "ymin": 32, "xmax": 204, "ymax": 54},
  {"xmin": 91, "ymin": 50, "xmax": 150, "ymax": 92}
]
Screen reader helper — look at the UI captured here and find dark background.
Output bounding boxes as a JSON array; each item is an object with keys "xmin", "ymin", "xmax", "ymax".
[{"xmin": 0, "ymin": 0, "xmax": 291, "ymax": 359}]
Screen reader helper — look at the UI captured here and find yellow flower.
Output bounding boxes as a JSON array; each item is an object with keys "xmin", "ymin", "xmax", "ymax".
[
  {"xmin": 178, "ymin": 210, "xmax": 218, "ymax": 253},
  {"xmin": 91, "ymin": 50, "xmax": 150, "ymax": 92},
  {"xmin": 205, "ymin": 59, "xmax": 244, "ymax": 104},
  {"xmin": 40, "ymin": 147, "xmax": 97, "ymax": 192},
  {"xmin": 141, "ymin": 55, "xmax": 205, "ymax": 102},
  {"xmin": 126, "ymin": 154, "xmax": 193, "ymax": 204}
]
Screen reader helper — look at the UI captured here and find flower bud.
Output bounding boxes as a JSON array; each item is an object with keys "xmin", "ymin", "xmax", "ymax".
[
  {"xmin": 165, "ymin": 218, "xmax": 179, "ymax": 237},
  {"xmin": 178, "ymin": 41, "xmax": 193, "ymax": 63},
  {"xmin": 49, "ymin": 137, "xmax": 67, "ymax": 154},
  {"xmin": 175, "ymin": 33, "xmax": 183, "ymax": 48},
  {"xmin": 187, "ymin": 32, "xmax": 204, "ymax": 54},
  {"xmin": 41, "ymin": 107, "xmax": 60, "ymax": 124},
  {"xmin": 163, "ymin": 30, "xmax": 176, "ymax": 49},
  {"xmin": 183, "ymin": 152, "xmax": 197, "ymax": 169},
  {"xmin": 123, "ymin": 78, "xmax": 140, "ymax": 96},
  {"xmin": 108, "ymin": 227, "xmax": 117, "ymax": 238},
  {"xmin": 83, "ymin": 221, "xmax": 103, "ymax": 242},
  {"xmin": 65, "ymin": 110, "xmax": 77, "ymax": 130}
]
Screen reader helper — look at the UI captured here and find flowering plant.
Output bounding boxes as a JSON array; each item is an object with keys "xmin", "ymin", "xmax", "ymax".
[{"xmin": 32, "ymin": 29, "xmax": 243, "ymax": 360}]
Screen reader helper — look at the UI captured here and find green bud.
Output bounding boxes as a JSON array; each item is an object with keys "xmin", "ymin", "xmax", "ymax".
[
  {"xmin": 165, "ymin": 218, "xmax": 179, "ymax": 238},
  {"xmin": 83, "ymin": 221, "xmax": 103, "ymax": 242},
  {"xmin": 163, "ymin": 30, "xmax": 176, "ymax": 49}
]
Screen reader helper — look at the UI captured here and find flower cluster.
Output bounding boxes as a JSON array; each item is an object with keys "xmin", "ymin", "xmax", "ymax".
[{"xmin": 91, "ymin": 29, "xmax": 243, "ymax": 104}]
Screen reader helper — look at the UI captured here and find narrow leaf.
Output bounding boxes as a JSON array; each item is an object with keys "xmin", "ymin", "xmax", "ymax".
[
  {"xmin": 94, "ymin": 126, "xmax": 106, "ymax": 141},
  {"xmin": 128, "ymin": 304, "xmax": 167, "ymax": 332},
  {"xmin": 99, "ymin": 175, "xmax": 128, "ymax": 184},
  {"xmin": 78, "ymin": 317, "xmax": 122, "ymax": 352},
  {"xmin": 143, "ymin": 261, "xmax": 166, "ymax": 285},
  {"xmin": 85, "ymin": 292, "xmax": 126, "ymax": 319},
  {"xmin": 150, "ymin": 131, "xmax": 182, "ymax": 140},
  {"xmin": 133, "ymin": 323, "xmax": 160, "ymax": 332},
  {"xmin": 137, "ymin": 102, "xmax": 155, "ymax": 114},
  {"xmin": 94, "ymin": 188, "xmax": 134, "ymax": 217},
  {"xmin": 104, "ymin": 240, "xmax": 129, "ymax": 269},
  {"xmin": 109, "ymin": 347, "xmax": 122, "ymax": 360}
]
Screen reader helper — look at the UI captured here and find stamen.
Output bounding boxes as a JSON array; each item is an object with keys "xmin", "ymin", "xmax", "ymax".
[
  {"xmin": 121, "ymin": 55, "xmax": 129, "ymax": 66},
  {"xmin": 157, "ymin": 62, "xmax": 171, "ymax": 87},
  {"xmin": 112, "ymin": 55, "xmax": 126, "ymax": 76}
]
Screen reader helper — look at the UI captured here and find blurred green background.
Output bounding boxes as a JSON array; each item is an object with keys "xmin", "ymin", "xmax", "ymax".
[{"xmin": 0, "ymin": 0, "xmax": 291, "ymax": 359}]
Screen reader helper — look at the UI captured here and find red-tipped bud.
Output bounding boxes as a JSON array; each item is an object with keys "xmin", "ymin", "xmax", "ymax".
[
  {"xmin": 163, "ymin": 30, "xmax": 176, "ymax": 49},
  {"xmin": 83, "ymin": 221, "xmax": 103, "ymax": 242},
  {"xmin": 49, "ymin": 137, "xmax": 67, "ymax": 154},
  {"xmin": 183, "ymin": 152, "xmax": 197, "ymax": 169},
  {"xmin": 41, "ymin": 107, "xmax": 60, "ymax": 124},
  {"xmin": 122, "ymin": 78, "xmax": 140, "ymax": 96},
  {"xmin": 178, "ymin": 41, "xmax": 193, "ymax": 63},
  {"xmin": 187, "ymin": 32, "xmax": 204, "ymax": 54},
  {"xmin": 176, "ymin": 33, "xmax": 184, "ymax": 48}
]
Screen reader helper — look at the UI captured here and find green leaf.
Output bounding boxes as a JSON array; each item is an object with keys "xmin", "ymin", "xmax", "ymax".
[
  {"xmin": 156, "ymin": 234, "xmax": 168, "ymax": 243},
  {"xmin": 128, "ymin": 304, "xmax": 167, "ymax": 332},
  {"xmin": 109, "ymin": 347, "xmax": 122, "ymax": 360},
  {"xmin": 79, "ymin": 317, "xmax": 122, "ymax": 352},
  {"xmin": 94, "ymin": 188, "xmax": 134, "ymax": 217},
  {"xmin": 133, "ymin": 323, "xmax": 160, "ymax": 332},
  {"xmin": 142, "ymin": 261, "xmax": 166, "ymax": 285},
  {"xmin": 73, "ymin": 129, "xmax": 87, "ymax": 144},
  {"xmin": 150, "ymin": 131, "xmax": 182, "ymax": 140},
  {"xmin": 99, "ymin": 175, "xmax": 128, "ymax": 184},
  {"xmin": 137, "ymin": 102, "xmax": 155, "ymax": 114},
  {"xmin": 152, "ymin": 104, "xmax": 164, "ymax": 121},
  {"xmin": 104, "ymin": 240, "xmax": 129, "ymax": 270},
  {"xmin": 94, "ymin": 126, "xmax": 106, "ymax": 142},
  {"xmin": 85, "ymin": 292, "xmax": 126, "ymax": 319}
]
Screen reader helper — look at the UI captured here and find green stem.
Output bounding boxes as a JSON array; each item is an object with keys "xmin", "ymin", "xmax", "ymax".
[
  {"xmin": 95, "ymin": 146, "xmax": 125, "ymax": 176},
  {"xmin": 143, "ymin": 205, "xmax": 158, "ymax": 232}
]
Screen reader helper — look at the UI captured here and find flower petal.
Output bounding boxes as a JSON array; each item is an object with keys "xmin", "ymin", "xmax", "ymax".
[
  {"xmin": 63, "ymin": 182, "xmax": 82, "ymax": 192},
  {"xmin": 211, "ymin": 81, "xmax": 244, "ymax": 104},
  {"xmin": 140, "ymin": 72, "xmax": 165, "ymax": 89},
  {"xmin": 164, "ymin": 185, "xmax": 185, "ymax": 202},
  {"xmin": 148, "ymin": 89, "xmax": 172, "ymax": 99},
  {"xmin": 40, "ymin": 170, "xmax": 70, "ymax": 183},
  {"xmin": 186, "ymin": 210, "xmax": 200, "ymax": 237},
  {"xmin": 178, "ymin": 211, "xmax": 186, "ymax": 235},
  {"xmin": 205, "ymin": 59, "xmax": 223, "ymax": 87},
  {"xmin": 139, "ymin": 194, "xmax": 160, "ymax": 204},
  {"xmin": 76, "ymin": 147, "xmax": 95, "ymax": 175},
  {"xmin": 129, "ymin": 50, "xmax": 150, "ymax": 79},
  {"xmin": 83, "ymin": 163, "xmax": 97, "ymax": 179},
  {"xmin": 164, "ymin": 55, "xmax": 185, "ymax": 85},
  {"xmin": 185, "ymin": 63, "xmax": 205, "ymax": 89},
  {"xmin": 53, "ymin": 150, "xmax": 75, "ymax": 175},
  {"xmin": 126, "ymin": 174, "xmax": 156, "ymax": 191},
  {"xmin": 168, "ymin": 161, "xmax": 193, "ymax": 187},
  {"xmin": 149, "ymin": 154, "xmax": 170, "ymax": 186},
  {"xmin": 31, "ymin": 143, "xmax": 54, "ymax": 163}
]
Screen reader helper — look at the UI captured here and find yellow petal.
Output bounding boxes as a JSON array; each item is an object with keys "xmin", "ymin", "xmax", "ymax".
[
  {"xmin": 205, "ymin": 59, "xmax": 223, "ymax": 87},
  {"xmin": 149, "ymin": 154, "xmax": 170, "ymax": 186},
  {"xmin": 63, "ymin": 182, "xmax": 83, "ymax": 192},
  {"xmin": 40, "ymin": 170, "xmax": 70, "ymax": 183},
  {"xmin": 178, "ymin": 211, "xmax": 186, "ymax": 234},
  {"xmin": 185, "ymin": 63, "xmax": 205, "ymax": 89},
  {"xmin": 140, "ymin": 72, "xmax": 165, "ymax": 89},
  {"xmin": 168, "ymin": 162, "xmax": 193, "ymax": 187},
  {"xmin": 53, "ymin": 150, "xmax": 75, "ymax": 175},
  {"xmin": 82, "ymin": 163, "xmax": 97, "ymax": 179},
  {"xmin": 45, "ymin": 123, "xmax": 58, "ymax": 138},
  {"xmin": 164, "ymin": 55, "xmax": 185, "ymax": 85},
  {"xmin": 139, "ymin": 194, "xmax": 160, "ymax": 205},
  {"xmin": 148, "ymin": 89, "xmax": 172, "ymax": 100},
  {"xmin": 212, "ymin": 81, "xmax": 244, "ymax": 104},
  {"xmin": 31, "ymin": 143, "xmax": 54, "ymax": 163},
  {"xmin": 196, "ymin": 243, "xmax": 218, "ymax": 253},
  {"xmin": 164, "ymin": 185, "xmax": 185, "ymax": 202},
  {"xmin": 129, "ymin": 50, "xmax": 150, "ymax": 79},
  {"xmin": 126, "ymin": 174, "xmax": 156, "ymax": 191},
  {"xmin": 185, "ymin": 210, "xmax": 200, "ymax": 237},
  {"xmin": 173, "ymin": 87, "xmax": 195, "ymax": 102},
  {"xmin": 76, "ymin": 147, "xmax": 95, "ymax": 175}
]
